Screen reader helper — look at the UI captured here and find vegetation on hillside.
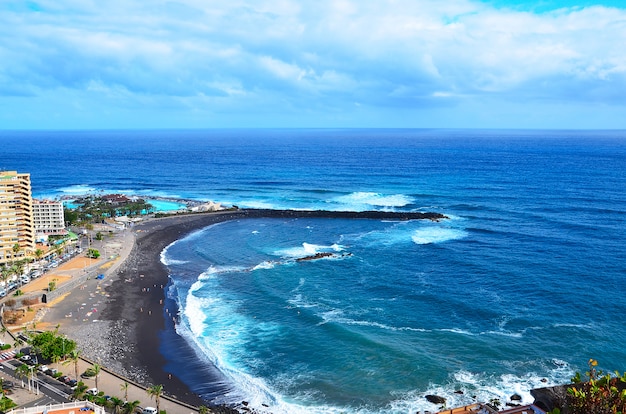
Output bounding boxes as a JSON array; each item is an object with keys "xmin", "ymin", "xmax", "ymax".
[{"xmin": 550, "ymin": 359, "xmax": 626, "ymax": 414}]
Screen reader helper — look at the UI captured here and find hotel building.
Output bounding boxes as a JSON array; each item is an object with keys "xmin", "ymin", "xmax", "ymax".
[
  {"xmin": 0, "ymin": 171, "xmax": 35, "ymax": 264},
  {"xmin": 33, "ymin": 199, "xmax": 66, "ymax": 236}
]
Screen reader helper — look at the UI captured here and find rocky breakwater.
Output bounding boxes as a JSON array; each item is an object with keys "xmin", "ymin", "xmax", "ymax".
[
  {"xmin": 239, "ymin": 209, "xmax": 448, "ymax": 221},
  {"xmin": 296, "ymin": 252, "xmax": 353, "ymax": 262}
]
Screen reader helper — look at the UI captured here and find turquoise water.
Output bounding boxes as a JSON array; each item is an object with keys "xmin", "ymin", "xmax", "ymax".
[{"xmin": 146, "ymin": 199, "xmax": 187, "ymax": 212}]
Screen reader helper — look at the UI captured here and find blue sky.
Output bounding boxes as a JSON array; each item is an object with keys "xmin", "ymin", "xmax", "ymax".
[{"xmin": 1, "ymin": 0, "xmax": 625, "ymax": 129}]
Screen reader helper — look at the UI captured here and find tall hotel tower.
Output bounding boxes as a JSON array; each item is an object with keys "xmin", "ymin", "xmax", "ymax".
[{"xmin": 0, "ymin": 171, "xmax": 35, "ymax": 264}]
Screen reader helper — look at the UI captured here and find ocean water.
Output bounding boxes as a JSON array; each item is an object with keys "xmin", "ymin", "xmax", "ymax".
[{"xmin": 2, "ymin": 129, "xmax": 626, "ymax": 413}]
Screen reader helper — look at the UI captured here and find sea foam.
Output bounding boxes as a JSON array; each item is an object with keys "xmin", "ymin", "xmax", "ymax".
[
  {"xmin": 274, "ymin": 242, "xmax": 344, "ymax": 259},
  {"xmin": 411, "ymin": 226, "xmax": 468, "ymax": 244},
  {"xmin": 332, "ymin": 192, "xmax": 414, "ymax": 211}
]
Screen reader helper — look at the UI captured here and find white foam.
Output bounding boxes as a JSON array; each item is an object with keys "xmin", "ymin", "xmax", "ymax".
[
  {"xmin": 411, "ymin": 227, "xmax": 468, "ymax": 245},
  {"xmin": 180, "ymin": 282, "xmax": 300, "ymax": 412},
  {"xmin": 159, "ymin": 245, "xmax": 188, "ymax": 266},
  {"xmin": 439, "ymin": 327, "xmax": 476, "ymax": 336},
  {"xmin": 288, "ymin": 294, "xmax": 321, "ymax": 309},
  {"xmin": 57, "ymin": 184, "xmax": 98, "ymax": 195},
  {"xmin": 237, "ymin": 200, "xmax": 277, "ymax": 209},
  {"xmin": 333, "ymin": 192, "xmax": 414, "ymax": 211},
  {"xmin": 275, "ymin": 242, "xmax": 344, "ymax": 259},
  {"xmin": 252, "ymin": 261, "xmax": 276, "ymax": 271},
  {"xmin": 178, "ymin": 289, "xmax": 575, "ymax": 414},
  {"xmin": 383, "ymin": 365, "xmax": 575, "ymax": 413},
  {"xmin": 317, "ymin": 310, "xmax": 428, "ymax": 333},
  {"xmin": 197, "ymin": 265, "xmax": 248, "ymax": 280},
  {"xmin": 161, "ymin": 222, "xmax": 229, "ymax": 267},
  {"xmin": 160, "ymin": 242, "xmax": 181, "ymax": 266},
  {"xmin": 482, "ymin": 330, "xmax": 524, "ymax": 338},
  {"xmin": 349, "ymin": 221, "xmax": 462, "ymax": 247}
]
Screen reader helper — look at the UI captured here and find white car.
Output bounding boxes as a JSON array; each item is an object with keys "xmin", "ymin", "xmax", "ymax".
[
  {"xmin": 142, "ymin": 408, "xmax": 158, "ymax": 414},
  {"xmin": 86, "ymin": 388, "xmax": 98, "ymax": 396}
]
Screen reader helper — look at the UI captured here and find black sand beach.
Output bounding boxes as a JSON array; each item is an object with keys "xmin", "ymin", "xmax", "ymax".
[{"xmin": 100, "ymin": 209, "xmax": 447, "ymax": 409}]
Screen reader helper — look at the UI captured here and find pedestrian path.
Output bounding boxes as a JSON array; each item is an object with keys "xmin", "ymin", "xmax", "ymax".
[{"xmin": 0, "ymin": 350, "xmax": 16, "ymax": 361}]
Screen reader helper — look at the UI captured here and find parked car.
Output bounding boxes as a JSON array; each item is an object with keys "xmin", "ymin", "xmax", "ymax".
[
  {"xmin": 86, "ymin": 388, "xmax": 98, "ymax": 396},
  {"xmin": 0, "ymin": 289, "xmax": 6, "ymax": 297},
  {"xmin": 67, "ymin": 379, "xmax": 78, "ymax": 388},
  {"xmin": 58, "ymin": 375, "xmax": 71, "ymax": 384},
  {"xmin": 38, "ymin": 365, "xmax": 49, "ymax": 372},
  {"xmin": 19, "ymin": 355, "xmax": 36, "ymax": 365},
  {"xmin": 142, "ymin": 408, "xmax": 158, "ymax": 414},
  {"xmin": 45, "ymin": 368, "xmax": 58, "ymax": 376}
]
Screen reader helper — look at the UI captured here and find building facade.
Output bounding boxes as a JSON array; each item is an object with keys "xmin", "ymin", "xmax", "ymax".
[
  {"xmin": 0, "ymin": 171, "xmax": 35, "ymax": 264},
  {"xmin": 33, "ymin": 199, "xmax": 66, "ymax": 236}
]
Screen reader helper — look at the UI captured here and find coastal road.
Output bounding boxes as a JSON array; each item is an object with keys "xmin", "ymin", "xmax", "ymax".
[{"xmin": 1, "ymin": 359, "xmax": 72, "ymax": 408}]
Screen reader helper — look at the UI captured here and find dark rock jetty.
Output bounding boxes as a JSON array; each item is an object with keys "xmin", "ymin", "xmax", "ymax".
[{"xmin": 237, "ymin": 208, "xmax": 448, "ymax": 221}]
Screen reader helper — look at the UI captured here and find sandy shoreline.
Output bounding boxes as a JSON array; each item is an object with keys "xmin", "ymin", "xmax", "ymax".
[
  {"xmin": 102, "ymin": 211, "xmax": 253, "ymax": 405},
  {"xmin": 38, "ymin": 209, "xmax": 446, "ymax": 411}
]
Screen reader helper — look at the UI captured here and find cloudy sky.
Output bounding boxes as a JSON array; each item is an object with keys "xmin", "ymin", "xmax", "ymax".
[{"xmin": 1, "ymin": 0, "xmax": 625, "ymax": 129}]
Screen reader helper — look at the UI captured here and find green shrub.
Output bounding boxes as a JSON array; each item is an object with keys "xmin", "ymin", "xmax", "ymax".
[
  {"xmin": 0, "ymin": 396, "xmax": 17, "ymax": 411},
  {"xmin": 564, "ymin": 359, "xmax": 626, "ymax": 414},
  {"xmin": 82, "ymin": 368, "xmax": 96, "ymax": 377}
]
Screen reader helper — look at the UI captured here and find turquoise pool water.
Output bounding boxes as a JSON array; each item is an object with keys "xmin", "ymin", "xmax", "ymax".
[{"xmin": 146, "ymin": 199, "xmax": 187, "ymax": 212}]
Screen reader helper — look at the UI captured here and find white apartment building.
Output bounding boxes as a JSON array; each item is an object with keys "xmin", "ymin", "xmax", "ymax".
[
  {"xmin": 0, "ymin": 171, "xmax": 35, "ymax": 264},
  {"xmin": 33, "ymin": 199, "xmax": 66, "ymax": 236}
]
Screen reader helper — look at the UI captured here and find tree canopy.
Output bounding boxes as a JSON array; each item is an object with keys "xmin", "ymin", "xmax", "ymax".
[{"xmin": 29, "ymin": 331, "xmax": 76, "ymax": 362}]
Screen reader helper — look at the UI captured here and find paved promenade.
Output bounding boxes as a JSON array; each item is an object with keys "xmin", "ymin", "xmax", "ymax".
[{"xmin": 1, "ymin": 226, "xmax": 206, "ymax": 414}]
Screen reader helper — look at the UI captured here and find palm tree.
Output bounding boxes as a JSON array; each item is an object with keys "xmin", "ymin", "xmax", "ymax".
[
  {"xmin": 73, "ymin": 382, "xmax": 88, "ymax": 401},
  {"xmin": 146, "ymin": 384, "xmax": 164, "ymax": 413},
  {"xmin": 109, "ymin": 396, "xmax": 124, "ymax": 414},
  {"xmin": 123, "ymin": 400, "xmax": 141, "ymax": 414},
  {"xmin": 15, "ymin": 364, "xmax": 31, "ymax": 390},
  {"xmin": 15, "ymin": 261, "xmax": 24, "ymax": 276},
  {"xmin": 63, "ymin": 349, "xmax": 81, "ymax": 380},
  {"xmin": 0, "ymin": 264, "xmax": 9, "ymax": 286},
  {"xmin": 120, "ymin": 381, "xmax": 129, "ymax": 402},
  {"xmin": 92, "ymin": 363, "xmax": 101, "ymax": 390},
  {"xmin": 12, "ymin": 243, "xmax": 20, "ymax": 262}
]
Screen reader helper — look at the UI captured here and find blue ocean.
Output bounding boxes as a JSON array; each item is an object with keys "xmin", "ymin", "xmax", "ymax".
[{"xmin": 2, "ymin": 129, "xmax": 625, "ymax": 413}]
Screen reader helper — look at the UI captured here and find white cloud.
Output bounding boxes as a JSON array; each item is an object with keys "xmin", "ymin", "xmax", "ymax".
[{"xmin": 1, "ymin": 0, "xmax": 626, "ymax": 128}]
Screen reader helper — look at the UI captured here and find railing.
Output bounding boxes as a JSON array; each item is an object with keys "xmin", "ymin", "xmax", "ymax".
[{"xmin": 5, "ymin": 400, "xmax": 105, "ymax": 414}]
